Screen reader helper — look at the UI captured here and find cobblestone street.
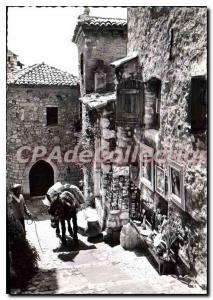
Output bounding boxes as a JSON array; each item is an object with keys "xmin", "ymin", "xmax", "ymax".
[
  {"xmin": 15, "ymin": 206, "xmax": 204, "ymax": 295},
  {"xmin": 6, "ymin": 6, "xmax": 208, "ymax": 296}
]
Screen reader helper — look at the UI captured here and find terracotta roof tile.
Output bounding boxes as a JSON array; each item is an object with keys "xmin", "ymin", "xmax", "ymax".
[
  {"xmin": 7, "ymin": 63, "xmax": 79, "ymax": 86},
  {"xmin": 72, "ymin": 15, "xmax": 127, "ymax": 43},
  {"xmin": 7, "ymin": 49, "xmax": 18, "ymax": 57},
  {"xmin": 79, "ymin": 16, "xmax": 127, "ymax": 27}
]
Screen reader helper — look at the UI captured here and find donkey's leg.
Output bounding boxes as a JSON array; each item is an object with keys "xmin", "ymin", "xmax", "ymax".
[
  {"xmin": 60, "ymin": 219, "xmax": 67, "ymax": 245},
  {"xmin": 55, "ymin": 219, "xmax": 60, "ymax": 237},
  {"xmin": 67, "ymin": 220, "xmax": 73, "ymax": 237},
  {"xmin": 72, "ymin": 213, "xmax": 78, "ymax": 242}
]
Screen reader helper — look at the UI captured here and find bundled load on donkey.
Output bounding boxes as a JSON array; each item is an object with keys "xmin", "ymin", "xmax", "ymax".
[
  {"xmin": 43, "ymin": 182, "xmax": 84, "ymax": 207},
  {"xmin": 43, "ymin": 182, "xmax": 85, "ymax": 246}
]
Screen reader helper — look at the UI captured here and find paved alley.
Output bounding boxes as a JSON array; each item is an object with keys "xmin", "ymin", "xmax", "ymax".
[{"xmin": 14, "ymin": 209, "xmax": 205, "ymax": 295}]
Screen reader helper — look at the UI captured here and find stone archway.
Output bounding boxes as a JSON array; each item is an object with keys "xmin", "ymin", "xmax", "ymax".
[{"xmin": 29, "ymin": 160, "xmax": 54, "ymax": 196}]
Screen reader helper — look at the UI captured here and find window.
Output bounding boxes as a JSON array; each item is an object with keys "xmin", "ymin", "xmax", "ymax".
[
  {"xmin": 80, "ymin": 53, "xmax": 84, "ymax": 83},
  {"xmin": 46, "ymin": 107, "xmax": 58, "ymax": 126},
  {"xmin": 56, "ymin": 95, "xmax": 63, "ymax": 101},
  {"xmin": 190, "ymin": 76, "xmax": 207, "ymax": 132},
  {"xmin": 95, "ymin": 72, "xmax": 106, "ymax": 92},
  {"xmin": 146, "ymin": 78, "xmax": 161, "ymax": 129},
  {"xmin": 169, "ymin": 28, "xmax": 174, "ymax": 61},
  {"xmin": 74, "ymin": 119, "xmax": 82, "ymax": 132}
]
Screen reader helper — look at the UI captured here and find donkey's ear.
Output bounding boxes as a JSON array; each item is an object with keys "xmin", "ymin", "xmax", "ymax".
[{"xmin": 46, "ymin": 194, "xmax": 52, "ymax": 202}]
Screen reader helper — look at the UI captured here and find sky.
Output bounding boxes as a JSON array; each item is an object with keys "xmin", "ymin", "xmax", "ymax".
[{"xmin": 7, "ymin": 7, "xmax": 127, "ymax": 76}]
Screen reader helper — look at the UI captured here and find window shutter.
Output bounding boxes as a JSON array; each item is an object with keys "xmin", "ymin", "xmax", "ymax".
[
  {"xmin": 191, "ymin": 76, "xmax": 207, "ymax": 132},
  {"xmin": 116, "ymin": 79, "xmax": 144, "ymax": 126},
  {"xmin": 124, "ymin": 94, "xmax": 131, "ymax": 113}
]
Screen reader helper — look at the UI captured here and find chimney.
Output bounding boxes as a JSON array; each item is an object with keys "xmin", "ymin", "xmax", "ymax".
[
  {"xmin": 84, "ymin": 7, "xmax": 90, "ymax": 16},
  {"xmin": 79, "ymin": 7, "xmax": 90, "ymax": 20}
]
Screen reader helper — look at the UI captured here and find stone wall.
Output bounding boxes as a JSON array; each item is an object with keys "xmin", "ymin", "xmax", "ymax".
[
  {"xmin": 7, "ymin": 85, "xmax": 82, "ymax": 196},
  {"xmin": 97, "ymin": 107, "xmax": 115, "ymax": 227},
  {"xmin": 80, "ymin": 103, "xmax": 95, "ymax": 204},
  {"xmin": 77, "ymin": 31, "xmax": 127, "ymax": 94},
  {"xmin": 127, "ymin": 7, "xmax": 207, "ymax": 286},
  {"xmin": 76, "ymin": 24, "xmax": 127, "ymax": 210},
  {"xmin": 93, "ymin": 107, "xmax": 130, "ymax": 237}
]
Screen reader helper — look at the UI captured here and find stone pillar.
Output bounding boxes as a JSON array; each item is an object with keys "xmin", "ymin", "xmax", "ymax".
[
  {"xmin": 83, "ymin": 165, "xmax": 94, "ymax": 206},
  {"xmin": 81, "ymin": 104, "xmax": 94, "ymax": 206}
]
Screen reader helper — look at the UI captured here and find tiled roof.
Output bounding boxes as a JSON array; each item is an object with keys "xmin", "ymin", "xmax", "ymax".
[
  {"xmin": 80, "ymin": 92, "xmax": 116, "ymax": 109},
  {"xmin": 79, "ymin": 16, "xmax": 127, "ymax": 27},
  {"xmin": 7, "ymin": 62, "xmax": 79, "ymax": 86},
  {"xmin": 7, "ymin": 49, "xmax": 18, "ymax": 57},
  {"xmin": 72, "ymin": 15, "xmax": 127, "ymax": 43}
]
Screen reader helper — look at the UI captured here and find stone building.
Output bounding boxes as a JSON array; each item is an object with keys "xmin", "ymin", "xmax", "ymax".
[
  {"xmin": 72, "ymin": 8, "xmax": 127, "ymax": 219},
  {"xmin": 7, "ymin": 50, "xmax": 24, "ymax": 73},
  {"xmin": 73, "ymin": 7, "xmax": 207, "ymax": 286},
  {"xmin": 7, "ymin": 61, "xmax": 82, "ymax": 197},
  {"xmin": 110, "ymin": 7, "xmax": 207, "ymax": 287}
]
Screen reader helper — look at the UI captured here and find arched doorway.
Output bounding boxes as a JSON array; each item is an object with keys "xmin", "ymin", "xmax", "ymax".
[{"xmin": 29, "ymin": 160, "xmax": 54, "ymax": 196}]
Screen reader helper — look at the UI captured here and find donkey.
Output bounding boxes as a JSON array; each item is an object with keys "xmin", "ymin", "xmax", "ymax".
[{"xmin": 48, "ymin": 191, "xmax": 78, "ymax": 246}]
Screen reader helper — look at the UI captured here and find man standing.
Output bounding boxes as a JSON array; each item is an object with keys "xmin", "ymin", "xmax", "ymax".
[{"xmin": 10, "ymin": 184, "xmax": 33, "ymax": 233}]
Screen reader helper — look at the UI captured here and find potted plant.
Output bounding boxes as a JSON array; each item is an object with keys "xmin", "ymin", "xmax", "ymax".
[{"xmin": 161, "ymin": 220, "xmax": 185, "ymax": 262}]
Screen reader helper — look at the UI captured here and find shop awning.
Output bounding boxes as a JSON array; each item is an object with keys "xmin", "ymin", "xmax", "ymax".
[
  {"xmin": 79, "ymin": 92, "xmax": 116, "ymax": 109},
  {"xmin": 110, "ymin": 52, "xmax": 138, "ymax": 68}
]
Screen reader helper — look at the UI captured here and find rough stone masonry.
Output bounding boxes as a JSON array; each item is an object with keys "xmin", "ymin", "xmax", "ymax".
[
  {"xmin": 126, "ymin": 7, "xmax": 207, "ymax": 287},
  {"xmin": 7, "ymin": 62, "xmax": 83, "ymax": 197}
]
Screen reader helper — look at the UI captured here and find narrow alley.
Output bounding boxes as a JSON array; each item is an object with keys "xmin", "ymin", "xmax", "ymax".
[
  {"xmin": 7, "ymin": 6, "xmax": 207, "ymax": 295},
  {"xmin": 13, "ymin": 200, "xmax": 203, "ymax": 295}
]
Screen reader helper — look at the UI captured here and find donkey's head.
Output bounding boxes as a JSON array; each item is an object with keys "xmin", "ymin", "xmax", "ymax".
[
  {"xmin": 48, "ymin": 193, "xmax": 61, "ymax": 217},
  {"xmin": 60, "ymin": 191, "xmax": 76, "ymax": 211}
]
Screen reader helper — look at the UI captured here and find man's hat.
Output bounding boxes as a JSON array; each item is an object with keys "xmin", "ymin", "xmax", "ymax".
[{"xmin": 11, "ymin": 183, "xmax": 22, "ymax": 190}]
